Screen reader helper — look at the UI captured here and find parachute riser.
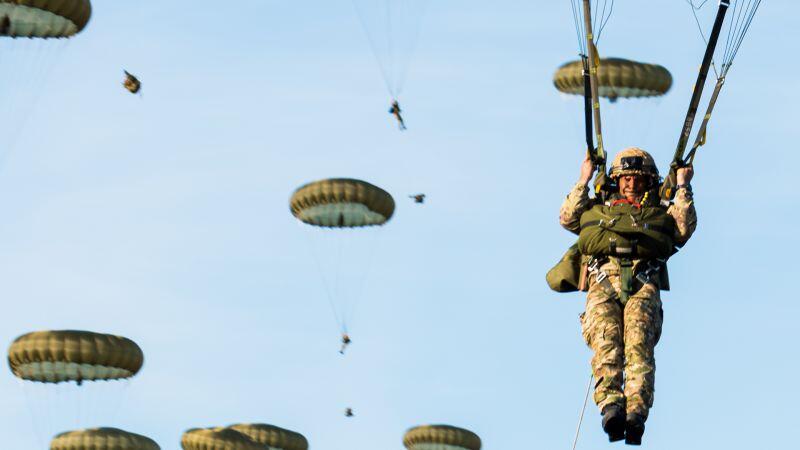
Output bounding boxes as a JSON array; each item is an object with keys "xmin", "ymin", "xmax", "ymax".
[
  {"xmin": 683, "ymin": 76, "xmax": 726, "ymax": 166},
  {"xmin": 581, "ymin": 0, "xmax": 611, "ymax": 200},
  {"xmin": 661, "ymin": 0, "xmax": 730, "ymax": 202}
]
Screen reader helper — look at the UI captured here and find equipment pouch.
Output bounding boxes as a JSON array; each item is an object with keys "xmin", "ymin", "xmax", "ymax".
[{"xmin": 546, "ymin": 243, "xmax": 584, "ymax": 293}]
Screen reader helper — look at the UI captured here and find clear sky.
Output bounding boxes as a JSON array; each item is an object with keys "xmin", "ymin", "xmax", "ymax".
[{"xmin": 0, "ymin": 1, "xmax": 796, "ymax": 449}]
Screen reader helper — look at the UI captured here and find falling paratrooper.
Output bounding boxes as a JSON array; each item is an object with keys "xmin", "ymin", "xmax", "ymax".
[
  {"xmin": 123, "ymin": 70, "xmax": 142, "ymax": 95},
  {"xmin": 290, "ymin": 178, "xmax": 395, "ymax": 352}
]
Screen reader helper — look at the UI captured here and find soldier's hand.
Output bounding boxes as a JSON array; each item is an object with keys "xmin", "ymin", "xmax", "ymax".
[
  {"xmin": 579, "ymin": 156, "xmax": 596, "ymax": 186},
  {"xmin": 677, "ymin": 165, "xmax": 694, "ymax": 186}
]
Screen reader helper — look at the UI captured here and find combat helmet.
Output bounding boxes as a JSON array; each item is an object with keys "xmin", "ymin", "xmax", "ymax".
[{"xmin": 609, "ymin": 147, "xmax": 660, "ymax": 182}]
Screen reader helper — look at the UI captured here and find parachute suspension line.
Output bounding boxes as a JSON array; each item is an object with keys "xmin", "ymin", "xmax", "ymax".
[
  {"xmin": 720, "ymin": 0, "xmax": 761, "ymax": 76},
  {"xmin": 302, "ymin": 226, "xmax": 345, "ymax": 334},
  {"xmin": 662, "ymin": 0, "xmax": 761, "ymax": 201},
  {"xmin": 686, "ymin": 0, "xmax": 720, "ymax": 78},
  {"xmin": 571, "ymin": 374, "xmax": 594, "ymax": 450},
  {"xmin": 570, "ymin": 0, "xmax": 587, "ymax": 57},
  {"xmin": 592, "ymin": 0, "xmax": 615, "ymax": 45},
  {"xmin": 352, "ymin": 0, "xmax": 395, "ymax": 96},
  {"xmin": 21, "ymin": 381, "xmax": 47, "ymax": 450},
  {"xmin": 393, "ymin": 0, "xmax": 431, "ymax": 97},
  {"xmin": 344, "ymin": 228, "xmax": 382, "ymax": 331},
  {"xmin": 385, "ymin": 0, "xmax": 396, "ymax": 96}
]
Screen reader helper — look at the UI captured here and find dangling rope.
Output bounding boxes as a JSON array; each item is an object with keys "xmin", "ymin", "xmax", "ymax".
[{"xmin": 571, "ymin": 374, "xmax": 594, "ymax": 450}]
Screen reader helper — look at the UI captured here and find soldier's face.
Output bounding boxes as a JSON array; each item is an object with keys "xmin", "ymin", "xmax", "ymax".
[{"xmin": 618, "ymin": 174, "xmax": 648, "ymax": 200}]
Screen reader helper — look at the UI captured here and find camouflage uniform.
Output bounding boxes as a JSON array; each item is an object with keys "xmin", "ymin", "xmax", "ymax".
[{"xmin": 560, "ymin": 182, "xmax": 696, "ymax": 419}]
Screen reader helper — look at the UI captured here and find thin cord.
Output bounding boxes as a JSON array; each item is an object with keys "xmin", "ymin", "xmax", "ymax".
[{"xmin": 571, "ymin": 374, "xmax": 594, "ymax": 450}]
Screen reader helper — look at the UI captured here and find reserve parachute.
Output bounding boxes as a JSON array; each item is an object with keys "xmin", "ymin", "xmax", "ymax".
[
  {"xmin": 403, "ymin": 425, "xmax": 482, "ymax": 450},
  {"xmin": 553, "ymin": 58, "xmax": 672, "ymax": 102},
  {"xmin": 228, "ymin": 424, "xmax": 308, "ymax": 450},
  {"xmin": 8, "ymin": 330, "xmax": 144, "ymax": 384},
  {"xmin": 51, "ymin": 428, "xmax": 160, "ymax": 450}
]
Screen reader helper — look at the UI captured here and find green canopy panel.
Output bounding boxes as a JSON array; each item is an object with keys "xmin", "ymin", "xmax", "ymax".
[
  {"xmin": 290, "ymin": 178, "xmax": 395, "ymax": 228},
  {"xmin": 0, "ymin": 0, "xmax": 92, "ymax": 37},
  {"xmin": 553, "ymin": 57, "xmax": 672, "ymax": 101},
  {"xmin": 228, "ymin": 424, "xmax": 308, "ymax": 450},
  {"xmin": 8, "ymin": 330, "xmax": 144, "ymax": 384},
  {"xmin": 403, "ymin": 425, "xmax": 481, "ymax": 450},
  {"xmin": 51, "ymin": 428, "xmax": 160, "ymax": 450}
]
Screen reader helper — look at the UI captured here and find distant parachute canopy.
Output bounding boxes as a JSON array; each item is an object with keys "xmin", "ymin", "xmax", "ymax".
[
  {"xmin": 0, "ymin": 0, "xmax": 92, "ymax": 38},
  {"xmin": 228, "ymin": 424, "xmax": 308, "ymax": 450},
  {"xmin": 51, "ymin": 428, "xmax": 160, "ymax": 450},
  {"xmin": 553, "ymin": 58, "xmax": 672, "ymax": 101},
  {"xmin": 290, "ymin": 178, "xmax": 395, "ymax": 228},
  {"xmin": 8, "ymin": 330, "xmax": 144, "ymax": 384},
  {"xmin": 403, "ymin": 425, "xmax": 482, "ymax": 450},
  {"xmin": 181, "ymin": 428, "xmax": 266, "ymax": 450}
]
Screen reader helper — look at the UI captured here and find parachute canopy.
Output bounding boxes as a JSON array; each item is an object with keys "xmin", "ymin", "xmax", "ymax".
[
  {"xmin": 0, "ymin": 0, "xmax": 92, "ymax": 38},
  {"xmin": 403, "ymin": 425, "xmax": 482, "ymax": 450},
  {"xmin": 181, "ymin": 428, "xmax": 265, "ymax": 450},
  {"xmin": 553, "ymin": 58, "xmax": 672, "ymax": 101},
  {"xmin": 8, "ymin": 330, "xmax": 144, "ymax": 383},
  {"xmin": 290, "ymin": 178, "xmax": 395, "ymax": 228},
  {"xmin": 228, "ymin": 424, "xmax": 308, "ymax": 450},
  {"xmin": 51, "ymin": 428, "xmax": 160, "ymax": 450}
]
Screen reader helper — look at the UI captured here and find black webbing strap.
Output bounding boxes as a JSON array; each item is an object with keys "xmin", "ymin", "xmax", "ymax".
[{"xmin": 581, "ymin": 221, "xmax": 672, "ymax": 236}]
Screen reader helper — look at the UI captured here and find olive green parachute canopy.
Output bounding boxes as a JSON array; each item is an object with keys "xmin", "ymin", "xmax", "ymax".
[
  {"xmin": 8, "ymin": 330, "xmax": 144, "ymax": 383},
  {"xmin": 51, "ymin": 428, "xmax": 160, "ymax": 450},
  {"xmin": 228, "ymin": 424, "xmax": 308, "ymax": 450},
  {"xmin": 0, "ymin": 0, "xmax": 92, "ymax": 37},
  {"xmin": 290, "ymin": 178, "xmax": 395, "ymax": 228},
  {"xmin": 181, "ymin": 428, "xmax": 266, "ymax": 450},
  {"xmin": 403, "ymin": 425, "xmax": 482, "ymax": 450},
  {"xmin": 553, "ymin": 58, "xmax": 672, "ymax": 101}
]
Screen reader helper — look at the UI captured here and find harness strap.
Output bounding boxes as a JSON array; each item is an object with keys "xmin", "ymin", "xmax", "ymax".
[
  {"xmin": 619, "ymin": 259, "xmax": 634, "ymax": 304},
  {"xmin": 581, "ymin": 221, "xmax": 672, "ymax": 236}
]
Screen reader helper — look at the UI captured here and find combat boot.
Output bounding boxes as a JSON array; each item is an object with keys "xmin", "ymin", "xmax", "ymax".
[
  {"xmin": 601, "ymin": 405, "xmax": 625, "ymax": 442},
  {"xmin": 625, "ymin": 413, "xmax": 645, "ymax": 446}
]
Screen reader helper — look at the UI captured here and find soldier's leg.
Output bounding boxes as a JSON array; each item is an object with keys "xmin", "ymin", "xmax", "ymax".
[
  {"xmin": 580, "ymin": 281, "xmax": 625, "ymax": 412},
  {"xmin": 623, "ymin": 282, "xmax": 663, "ymax": 422}
]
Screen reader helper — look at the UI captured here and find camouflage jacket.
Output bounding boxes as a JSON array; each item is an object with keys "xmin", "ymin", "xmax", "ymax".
[{"xmin": 560, "ymin": 183, "xmax": 697, "ymax": 247}]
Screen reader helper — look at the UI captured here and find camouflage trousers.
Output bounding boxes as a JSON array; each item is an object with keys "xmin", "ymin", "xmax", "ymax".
[{"xmin": 580, "ymin": 271, "xmax": 663, "ymax": 419}]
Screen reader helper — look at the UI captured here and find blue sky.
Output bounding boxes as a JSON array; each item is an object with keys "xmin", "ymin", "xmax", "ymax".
[{"xmin": 0, "ymin": 1, "xmax": 796, "ymax": 449}]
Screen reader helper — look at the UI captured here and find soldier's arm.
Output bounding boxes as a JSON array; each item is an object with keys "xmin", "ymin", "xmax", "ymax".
[
  {"xmin": 667, "ymin": 187, "xmax": 697, "ymax": 245},
  {"xmin": 560, "ymin": 183, "xmax": 592, "ymax": 234}
]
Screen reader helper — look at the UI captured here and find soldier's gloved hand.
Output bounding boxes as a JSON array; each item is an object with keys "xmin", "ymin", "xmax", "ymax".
[
  {"xmin": 579, "ymin": 156, "xmax": 596, "ymax": 186},
  {"xmin": 677, "ymin": 165, "xmax": 694, "ymax": 186}
]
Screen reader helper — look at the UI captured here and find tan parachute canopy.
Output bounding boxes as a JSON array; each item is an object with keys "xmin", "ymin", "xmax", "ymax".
[
  {"xmin": 228, "ymin": 424, "xmax": 308, "ymax": 450},
  {"xmin": 8, "ymin": 330, "xmax": 144, "ymax": 384},
  {"xmin": 290, "ymin": 178, "xmax": 395, "ymax": 228},
  {"xmin": 51, "ymin": 428, "xmax": 160, "ymax": 450},
  {"xmin": 553, "ymin": 58, "xmax": 672, "ymax": 101},
  {"xmin": 403, "ymin": 425, "xmax": 482, "ymax": 450},
  {"xmin": 0, "ymin": 0, "xmax": 92, "ymax": 37},
  {"xmin": 181, "ymin": 428, "xmax": 266, "ymax": 450}
]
